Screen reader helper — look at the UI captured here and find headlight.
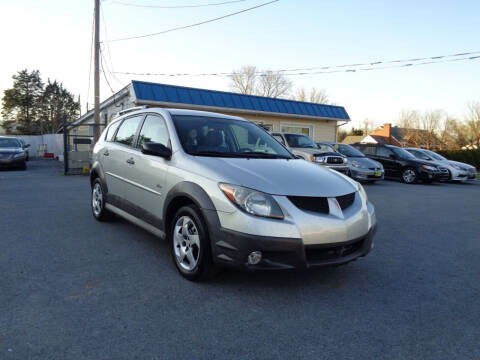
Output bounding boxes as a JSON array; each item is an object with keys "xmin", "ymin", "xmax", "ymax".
[
  {"xmin": 13, "ymin": 152, "xmax": 24, "ymax": 159},
  {"xmin": 450, "ymin": 163, "xmax": 461, "ymax": 170},
  {"xmin": 219, "ymin": 183, "xmax": 284, "ymax": 219},
  {"xmin": 311, "ymin": 156, "xmax": 326, "ymax": 163},
  {"xmin": 358, "ymin": 183, "xmax": 368, "ymax": 203},
  {"xmin": 343, "ymin": 158, "xmax": 348, "ymax": 164},
  {"xmin": 422, "ymin": 165, "xmax": 437, "ymax": 171},
  {"xmin": 351, "ymin": 160, "xmax": 364, "ymax": 168}
]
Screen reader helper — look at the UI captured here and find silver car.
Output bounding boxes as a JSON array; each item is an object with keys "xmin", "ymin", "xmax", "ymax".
[
  {"xmin": 271, "ymin": 132, "xmax": 349, "ymax": 174},
  {"xmin": 322, "ymin": 142, "xmax": 385, "ymax": 182},
  {"xmin": 405, "ymin": 148, "xmax": 477, "ymax": 182},
  {"xmin": 90, "ymin": 108, "xmax": 377, "ymax": 280}
]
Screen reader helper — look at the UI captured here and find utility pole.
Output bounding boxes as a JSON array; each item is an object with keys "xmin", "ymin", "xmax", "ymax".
[{"xmin": 93, "ymin": 0, "xmax": 101, "ymax": 144}]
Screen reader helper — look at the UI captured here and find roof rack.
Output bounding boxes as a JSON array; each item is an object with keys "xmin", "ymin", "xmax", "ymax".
[{"xmin": 114, "ymin": 105, "xmax": 149, "ymax": 118}]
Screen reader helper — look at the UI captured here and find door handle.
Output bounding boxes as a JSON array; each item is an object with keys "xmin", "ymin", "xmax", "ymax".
[
  {"xmin": 103, "ymin": 150, "xmax": 109, "ymax": 156},
  {"xmin": 126, "ymin": 157, "xmax": 135, "ymax": 165}
]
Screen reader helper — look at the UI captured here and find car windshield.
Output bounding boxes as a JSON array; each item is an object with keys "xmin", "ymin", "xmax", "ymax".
[
  {"xmin": 0, "ymin": 138, "xmax": 21, "ymax": 148},
  {"xmin": 390, "ymin": 146, "xmax": 416, "ymax": 160},
  {"xmin": 316, "ymin": 143, "xmax": 337, "ymax": 153},
  {"xmin": 284, "ymin": 134, "xmax": 318, "ymax": 148},
  {"xmin": 423, "ymin": 149, "xmax": 446, "ymax": 161},
  {"xmin": 171, "ymin": 115, "xmax": 294, "ymax": 159},
  {"xmin": 334, "ymin": 143, "xmax": 365, "ymax": 157}
]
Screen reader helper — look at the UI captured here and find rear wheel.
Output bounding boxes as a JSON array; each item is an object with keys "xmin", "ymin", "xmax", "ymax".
[
  {"xmin": 401, "ymin": 167, "xmax": 418, "ymax": 184},
  {"xmin": 19, "ymin": 162, "xmax": 26, "ymax": 170},
  {"xmin": 170, "ymin": 205, "xmax": 216, "ymax": 281},
  {"xmin": 91, "ymin": 178, "xmax": 114, "ymax": 221}
]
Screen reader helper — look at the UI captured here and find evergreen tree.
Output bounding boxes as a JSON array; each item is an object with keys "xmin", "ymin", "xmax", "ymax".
[
  {"xmin": 39, "ymin": 80, "xmax": 80, "ymax": 133},
  {"xmin": 1, "ymin": 69, "xmax": 43, "ymax": 134}
]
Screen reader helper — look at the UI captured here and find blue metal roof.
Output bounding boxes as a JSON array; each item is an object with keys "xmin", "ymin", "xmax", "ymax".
[{"xmin": 131, "ymin": 80, "xmax": 350, "ymax": 121}]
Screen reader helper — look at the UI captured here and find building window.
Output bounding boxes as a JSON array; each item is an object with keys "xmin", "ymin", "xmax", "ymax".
[{"xmin": 280, "ymin": 123, "xmax": 313, "ymax": 137}]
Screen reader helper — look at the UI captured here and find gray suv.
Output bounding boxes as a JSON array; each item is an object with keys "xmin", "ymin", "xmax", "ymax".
[{"xmin": 91, "ymin": 108, "xmax": 377, "ymax": 280}]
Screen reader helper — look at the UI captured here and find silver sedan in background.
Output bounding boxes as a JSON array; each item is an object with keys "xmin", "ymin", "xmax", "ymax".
[
  {"xmin": 319, "ymin": 142, "xmax": 384, "ymax": 183},
  {"xmin": 405, "ymin": 148, "xmax": 477, "ymax": 182}
]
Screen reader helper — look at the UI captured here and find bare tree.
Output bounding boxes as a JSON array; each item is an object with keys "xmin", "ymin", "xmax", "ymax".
[
  {"xmin": 229, "ymin": 66, "xmax": 293, "ymax": 98},
  {"xmin": 361, "ymin": 118, "xmax": 375, "ymax": 136},
  {"xmin": 465, "ymin": 101, "xmax": 480, "ymax": 148},
  {"xmin": 258, "ymin": 71, "xmax": 293, "ymax": 98},
  {"xmin": 397, "ymin": 110, "xmax": 421, "ymax": 147},
  {"xmin": 421, "ymin": 110, "xmax": 443, "ymax": 149},
  {"xmin": 294, "ymin": 87, "xmax": 330, "ymax": 104},
  {"xmin": 230, "ymin": 66, "xmax": 257, "ymax": 95}
]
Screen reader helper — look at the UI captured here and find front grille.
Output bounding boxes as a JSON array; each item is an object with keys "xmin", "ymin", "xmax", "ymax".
[
  {"xmin": 305, "ymin": 238, "xmax": 365, "ymax": 263},
  {"xmin": 288, "ymin": 196, "xmax": 329, "ymax": 214},
  {"xmin": 326, "ymin": 156, "xmax": 344, "ymax": 164},
  {"xmin": 288, "ymin": 192, "xmax": 356, "ymax": 214},
  {"xmin": 439, "ymin": 167, "xmax": 449, "ymax": 174},
  {"xmin": 336, "ymin": 192, "xmax": 355, "ymax": 210}
]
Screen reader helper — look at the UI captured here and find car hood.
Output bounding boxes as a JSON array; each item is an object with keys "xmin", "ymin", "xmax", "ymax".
[
  {"xmin": 187, "ymin": 157, "xmax": 358, "ymax": 197},
  {"xmin": 348, "ymin": 156, "xmax": 380, "ymax": 167},
  {"xmin": 0, "ymin": 147, "xmax": 22, "ymax": 153}
]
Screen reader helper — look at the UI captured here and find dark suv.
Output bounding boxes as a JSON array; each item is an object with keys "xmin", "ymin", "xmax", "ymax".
[{"xmin": 352, "ymin": 143, "xmax": 449, "ymax": 184}]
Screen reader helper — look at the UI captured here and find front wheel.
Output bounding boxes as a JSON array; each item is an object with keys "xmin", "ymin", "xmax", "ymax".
[
  {"xmin": 401, "ymin": 167, "xmax": 418, "ymax": 184},
  {"xmin": 170, "ymin": 205, "xmax": 216, "ymax": 281}
]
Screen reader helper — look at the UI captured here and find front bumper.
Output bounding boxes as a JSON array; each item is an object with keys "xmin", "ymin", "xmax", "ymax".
[
  {"xmin": 0, "ymin": 157, "xmax": 25, "ymax": 168},
  {"xmin": 212, "ymin": 224, "xmax": 377, "ymax": 270},
  {"xmin": 350, "ymin": 168, "xmax": 384, "ymax": 181},
  {"xmin": 418, "ymin": 168, "xmax": 449, "ymax": 182}
]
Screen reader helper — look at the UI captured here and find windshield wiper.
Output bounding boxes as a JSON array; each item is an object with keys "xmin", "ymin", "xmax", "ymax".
[
  {"xmin": 187, "ymin": 151, "xmax": 245, "ymax": 158},
  {"xmin": 187, "ymin": 151, "xmax": 292, "ymax": 159},
  {"xmin": 240, "ymin": 152, "xmax": 292, "ymax": 159}
]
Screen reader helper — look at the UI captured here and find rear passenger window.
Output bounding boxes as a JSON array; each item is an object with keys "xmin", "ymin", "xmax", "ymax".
[
  {"xmin": 376, "ymin": 146, "xmax": 393, "ymax": 157},
  {"xmin": 362, "ymin": 146, "xmax": 376, "ymax": 155},
  {"xmin": 137, "ymin": 115, "xmax": 169, "ymax": 148},
  {"xmin": 115, "ymin": 115, "xmax": 143, "ymax": 147},
  {"xmin": 105, "ymin": 120, "xmax": 121, "ymax": 142}
]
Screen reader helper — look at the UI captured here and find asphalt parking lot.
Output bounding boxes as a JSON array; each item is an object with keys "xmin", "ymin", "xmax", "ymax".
[{"xmin": 1, "ymin": 159, "xmax": 480, "ymax": 360}]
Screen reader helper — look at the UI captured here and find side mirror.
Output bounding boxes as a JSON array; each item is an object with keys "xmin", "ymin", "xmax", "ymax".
[
  {"xmin": 389, "ymin": 154, "xmax": 396, "ymax": 159},
  {"xmin": 141, "ymin": 142, "xmax": 172, "ymax": 160},
  {"xmin": 24, "ymin": 144, "xmax": 30, "ymax": 148}
]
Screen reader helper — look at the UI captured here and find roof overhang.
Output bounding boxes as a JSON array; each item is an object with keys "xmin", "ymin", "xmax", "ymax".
[
  {"xmin": 135, "ymin": 99, "xmax": 347, "ymax": 122},
  {"xmin": 69, "ymin": 84, "xmax": 132, "ymax": 128}
]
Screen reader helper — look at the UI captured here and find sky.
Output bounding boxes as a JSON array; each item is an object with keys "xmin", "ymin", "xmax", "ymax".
[{"xmin": 0, "ymin": 0, "xmax": 479, "ymax": 130}]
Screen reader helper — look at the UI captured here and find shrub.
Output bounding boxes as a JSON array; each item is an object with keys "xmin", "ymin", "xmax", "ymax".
[{"xmin": 437, "ymin": 149, "xmax": 480, "ymax": 169}]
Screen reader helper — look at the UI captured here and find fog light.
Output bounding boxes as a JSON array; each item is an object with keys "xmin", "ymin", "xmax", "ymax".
[{"xmin": 248, "ymin": 251, "xmax": 262, "ymax": 265}]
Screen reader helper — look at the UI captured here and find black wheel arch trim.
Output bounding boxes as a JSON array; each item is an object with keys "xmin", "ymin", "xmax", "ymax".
[
  {"xmin": 90, "ymin": 160, "xmax": 108, "ymax": 192},
  {"xmin": 163, "ymin": 181, "xmax": 223, "ymax": 261}
]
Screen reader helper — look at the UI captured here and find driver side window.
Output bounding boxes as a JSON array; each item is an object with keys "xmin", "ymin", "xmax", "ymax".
[{"xmin": 136, "ymin": 115, "xmax": 169, "ymax": 149}]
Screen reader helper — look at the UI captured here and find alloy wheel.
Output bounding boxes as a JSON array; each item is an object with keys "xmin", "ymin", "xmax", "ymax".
[
  {"xmin": 173, "ymin": 216, "xmax": 201, "ymax": 271},
  {"xmin": 92, "ymin": 183, "xmax": 103, "ymax": 216},
  {"xmin": 403, "ymin": 169, "xmax": 416, "ymax": 183}
]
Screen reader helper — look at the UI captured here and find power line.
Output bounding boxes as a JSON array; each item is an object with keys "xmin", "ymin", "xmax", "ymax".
[
  {"xmin": 107, "ymin": 51, "xmax": 480, "ymax": 77},
  {"xmin": 100, "ymin": 50, "xmax": 115, "ymax": 94},
  {"xmin": 108, "ymin": 0, "xmax": 279, "ymax": 42},
  {"xmin": 100, "ymin": 3, "xmax": 125, "ymax": 87},
  {"xmin": 103, "ymin": 0, "xmax": 248, "ymax": 9}
]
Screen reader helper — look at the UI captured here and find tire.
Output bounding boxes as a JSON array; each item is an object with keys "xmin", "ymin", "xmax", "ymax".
[
  {"xmin": 401, "ymin": 167, "xmax": 418, "ymax": 184},
  {"xmin": 20, "ymin": 162, "xmax": 26, "ymax": 170},
  {"xmin": 91, "ymin": 178, "xmax": 114, "ymax": 221},
  {"xmin": 170, "ymin": 205, "xmax": 216, "ymax": 281}
]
